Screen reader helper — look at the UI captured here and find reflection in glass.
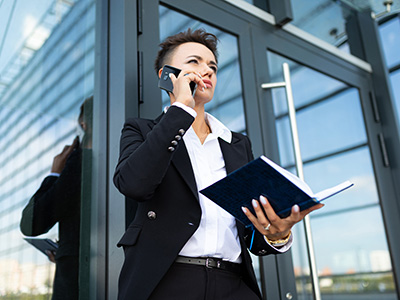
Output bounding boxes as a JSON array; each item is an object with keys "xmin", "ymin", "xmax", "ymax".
[
  {"xmin": 379, "ymin": 16, "xmax": 400, "ymax": 130},
  {"xmin": 379, "ymin": 17, "xmax": 400, "ymax": 69},
  {"xmin": 390, "ymin": 70, "xmax": 400, "ymax": 127},
  {"xmin": 290, "ymin": 0, "xmax": 351, "ymax": 47},
  {"xmin": 276, "ymin": 88, "xmax": 367, "ymax": 166},
  {"xmin": 267, "ymin": 51, "xmax": 396, "ymax": 299},
  {"xmin": 304, "ymin": 148, "xmax": 379, "ymax": 214},
  {"xmin": 0, "ymin": 0, "xmax": 95, "ymax": 298}
]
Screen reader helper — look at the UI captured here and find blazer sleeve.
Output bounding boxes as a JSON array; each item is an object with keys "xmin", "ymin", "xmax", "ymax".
[
  {"xmin": 20, "ymin": 148, "xmax": 82, "ymax": 236},
  {"xmin": 113, "ymin": 106, "xmax": 195, "ymax": 201}
]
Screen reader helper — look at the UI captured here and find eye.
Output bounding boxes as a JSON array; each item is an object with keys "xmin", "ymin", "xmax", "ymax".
[
  {"xmin": 187, "ymin": 59, "xmax": 198, "ymax": 64},
  {"xmin": 210, "ymin": 66, "xmax": 218, "ymax": 73}
]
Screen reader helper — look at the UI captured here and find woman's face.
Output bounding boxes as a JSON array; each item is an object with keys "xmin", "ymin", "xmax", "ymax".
[{"xmin": 168, "ymin": 42, "xmax": 218, "ymax": 104}]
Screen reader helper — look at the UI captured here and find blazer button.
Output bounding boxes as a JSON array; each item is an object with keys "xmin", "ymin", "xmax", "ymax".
[
  {"xmin": 171, "ymin": 140, "xmax": 178, "ymax": 146},
  {"xmin": 178, "ymin": 129, "xmax": 185, "ymax": 136},
  {"xmin": 147, "ymin": 211, "xmax": 156, "ymax": 220},
  {"xmin": 175, "ymin": 135, "xmax": 182, "ymax": 141},
  {"xmin": 168, "ymin": 146, "xmax": 175, "ymax": 152}
]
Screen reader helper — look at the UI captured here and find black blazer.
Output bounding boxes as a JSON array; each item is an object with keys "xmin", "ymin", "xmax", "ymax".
[{"xmin": 114, "ymin": 106, "xmax": 281, "ymax": 300}]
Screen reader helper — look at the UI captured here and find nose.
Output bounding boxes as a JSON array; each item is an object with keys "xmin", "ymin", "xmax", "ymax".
[{"xmin": 200, "ymin": 63, "xmax": 213, "ymax": 77}]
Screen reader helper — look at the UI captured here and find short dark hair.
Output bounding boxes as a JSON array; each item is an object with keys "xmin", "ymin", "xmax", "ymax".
[{"xmin": 154, "ymin": 28, "xmax": 219, "ymax": 74}]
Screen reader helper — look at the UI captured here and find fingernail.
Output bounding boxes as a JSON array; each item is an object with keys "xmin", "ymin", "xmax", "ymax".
[
  {"xmin": 252, "ymin": 199, "xmax": 258, "ymax": 208},
  {"xmin": 169, "ymin": 73, "xmax": 172, "ymax": 78},
  {"xmin": 260, "ymin": 196, "xmax": 267, "ymax": 205},
  {"xmin": 241, "ymin": 207, "xmax": 247, "ymax": 213},
  {"xmin": 293, "ymin": 205, "xmax": 300, "ymax": 213},
  {"xmin": 202, "ymin": 87, "xmax": 205, "ymax": 92}
]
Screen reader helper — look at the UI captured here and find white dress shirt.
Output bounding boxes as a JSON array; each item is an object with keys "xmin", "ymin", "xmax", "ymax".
[{"xmin": 169, "ymin": 103, "xmax": 292, "ymax": 263}]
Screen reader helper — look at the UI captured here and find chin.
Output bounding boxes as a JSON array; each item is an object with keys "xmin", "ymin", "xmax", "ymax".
[
  {"xmin": 194, "ymin": 96, "xmax": 213, "ymax": 106},
  {"xmin": 195, "ymin": 91, "xmax": 214, "ymax": 102}
]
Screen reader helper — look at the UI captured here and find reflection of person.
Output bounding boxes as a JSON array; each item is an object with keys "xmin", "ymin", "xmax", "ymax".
[
  {"xmin": 113, "ymin": 29, "xmax": 322, "ymax": 300},
  {"xmin": 20, "ymin": 97, "xmax": 92, "ymax": 300}
]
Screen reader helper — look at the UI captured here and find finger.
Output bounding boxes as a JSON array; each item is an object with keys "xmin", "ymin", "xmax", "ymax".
[
  {"xmin": 60, "ymin": 142, "xmax": 76, "ymax": 158},
  {"xmin": 251, "ymin": 199, "xmax": 270, "ymax": 225},
  {"xmin": 55, "ymin": 146, "xmax": 70, "ymax": 160},
  {"xmin": 290, "ymin": 204, "xmax": 301, "ymax": 222},
  {"xmin": 169, "ymin": 72, "xmax": 177, "ymax": 82},
  {"xmin": 180, "ymin": 71, "xmax": 207, "ymax": 90},
  {"xmin": 241, "ymin": 206, "xmax": 262, "ymax": 229},
  {"xmin": 61, "ymin": 145, "xmax": 70, "ymax": 153},
  {"xmin": 178, "ymin": 70, "xmax": 202, "ymax": 80},
  {"xmin": 63, "ymin": 145, "xmax": 75, "ymax": 157},
  {"xmin": 259, "ymin": 195, "xmax": 280, "ymax": 224},
  {"xmin": 299, "ymin": 203, "xmax": 324, "ymax": 218},
  {"xmin": 72, "ymin": 136, "xmax": 79, "ymax": 147}
]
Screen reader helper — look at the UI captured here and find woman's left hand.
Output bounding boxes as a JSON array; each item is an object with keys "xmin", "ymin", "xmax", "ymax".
[{"xmin": 241, "ymin": 195, "xmax": 324, "ymax": 241}]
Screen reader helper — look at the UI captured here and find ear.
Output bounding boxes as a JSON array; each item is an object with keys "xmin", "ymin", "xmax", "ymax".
[
  {"xmin": 80, "ymin": 122, "xmax": 87, "ymax": 131},
  {"xmin": 158, "ymin": 68, "xmax": 163, "ymax": 79}
]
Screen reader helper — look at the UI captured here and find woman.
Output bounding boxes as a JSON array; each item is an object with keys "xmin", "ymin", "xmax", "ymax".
[{"xmin": 113, "ymin": 29, "xmax": 322, "ymax": 300}]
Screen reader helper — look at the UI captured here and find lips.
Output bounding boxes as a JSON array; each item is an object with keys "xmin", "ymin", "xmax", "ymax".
[{"xmin": 202, "ymin": 79, "xmax": 213, "ymax": 88}]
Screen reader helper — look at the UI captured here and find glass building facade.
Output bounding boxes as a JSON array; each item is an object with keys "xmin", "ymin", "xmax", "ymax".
[
  {"xmin": 1, "ymin": 0, "xmax": 399, "ymax": 299},
  {"xmin": 0, "ymin": 0, "xmax": 95, "ymax": 298}
]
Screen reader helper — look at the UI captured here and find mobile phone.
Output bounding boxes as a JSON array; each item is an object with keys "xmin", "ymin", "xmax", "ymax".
[{"xmin": 158, "ymin": 65, "xmax": 197, "ymax": 95}]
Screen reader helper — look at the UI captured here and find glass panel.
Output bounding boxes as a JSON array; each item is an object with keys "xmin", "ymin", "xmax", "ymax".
[
  {"xmin": 390, "ymin": 69, "xmax": 400, "ymax": 127},
  {"xmin": 276, "ymin": 89, "xmax": 367, "ymax": 165},
  {"xmin": 266, "ymin": 51, "xmax": 396, "ymax": 300},
  {"xmin": 269, "ymin": 52, "xmax": 367, "ymax": 166},
  {"xmin": 304, "ymin": 148, "xmax": 379, "ymax": 213},
  {"xmin": 379, "ymin": 16, "xmax": 400, "ymax": 129},
  {"xmin": 0, "ymin": 0, "xmax": 95, "ymax": 298},
  {"xmin": 268, "ymin": 53, "xmax": 347, "ymax": 116},
  {"xmin": 293, "ymin": 207, "xmax": 396, "ymax": 299},
  {"xmin": 290, "ymin": 0, "xmax": 352, "ymax": 47},
  {"xmin": 242, "ymin": 0, "xmax": 268, "ymax": 11},
  {"xmin": 379, "ymin": 17, "xmax": 400, "ymax": 69}
]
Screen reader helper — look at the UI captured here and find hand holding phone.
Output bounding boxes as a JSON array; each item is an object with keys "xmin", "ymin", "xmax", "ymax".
[{"xmin": 158, "ymin": 65, "xmax": 197, "ymax": 96}]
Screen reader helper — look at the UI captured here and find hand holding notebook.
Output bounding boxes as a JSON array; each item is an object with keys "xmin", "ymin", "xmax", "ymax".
[{"xmin": 200, "ymin": 156, "xmax": 353, "ymax": 228}]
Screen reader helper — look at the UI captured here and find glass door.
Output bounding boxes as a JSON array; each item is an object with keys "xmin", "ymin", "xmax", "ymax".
[
  {"xmin": 268, "ymin": 52, "xmax": 396, "ymax": 300},
  {"xmin": 136, "ymin": 1, "xmax": 399, "ymax": 299}
]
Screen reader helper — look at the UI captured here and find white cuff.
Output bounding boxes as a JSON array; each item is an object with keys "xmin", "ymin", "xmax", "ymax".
[
  {"xmin": 264, "ymin": 233, "xmax": 293, "ymax": 253},
  {"xmin": 171, "ymin": 102, "xmax": 197, "ymax": 118},
  {"xmin": 49, "ymin": 173, "xmax": 61, "ymax": 177}
]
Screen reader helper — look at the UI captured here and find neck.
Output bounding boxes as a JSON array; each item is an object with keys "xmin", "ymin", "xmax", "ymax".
[{"xmin": 192, "ymin": 105, "xmax": 210, "ymax": 144}]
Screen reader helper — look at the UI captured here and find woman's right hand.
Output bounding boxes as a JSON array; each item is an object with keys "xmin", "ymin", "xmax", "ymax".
[
  {"xmin": 169, "ymin": 69, "xmax": 207, "ymax": 108},
  {"xmin": 50, "ymin": 136, "xmax": 79, "ymax": 173}
]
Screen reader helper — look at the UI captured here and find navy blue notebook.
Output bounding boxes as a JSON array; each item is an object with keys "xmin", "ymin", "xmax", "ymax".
[
  {"xmin": 24, "ymin": 238, "xmax": 58, "ymax": 256},
  {"xmin": 200, "ymin": 156, "xmax": 353, "ymax": 227}
]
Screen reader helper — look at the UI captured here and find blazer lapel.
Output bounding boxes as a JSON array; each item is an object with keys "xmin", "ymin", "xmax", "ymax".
[
  {"xmin": 171, "ymin": 142, "xmax": 198, "ymax": 200},
  {"xmin": 154, "ymin": 110, "xmax": 249, "ymax": 201},
  {"xmin": 171, "ymin": 134, "xmax": 249, "ymax": 200},
  {"xmin": 218, "ymin": 135, "xmax": 249, "ymax": 175},
  {"xmin": 219, "ymin": 135, "xmax": 251, "ymax": 238},
  {"xmin": 170, "ymin": 134, "xmax": 249, "ymax": 200}
]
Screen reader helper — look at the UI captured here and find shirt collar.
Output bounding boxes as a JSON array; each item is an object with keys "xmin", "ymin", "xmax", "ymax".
[
  {"xmin": 205, "ymin": 112, "xmax": 232, "ymax": 144},
  {"xmin": 163, "ymin": 106, "xmax": 232, "ymax": 144}
]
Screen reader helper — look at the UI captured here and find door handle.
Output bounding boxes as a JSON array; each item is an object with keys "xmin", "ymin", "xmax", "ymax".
[{"xmin": 262, "ymin": 62, "xmax": 322, "ymax": 300}]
